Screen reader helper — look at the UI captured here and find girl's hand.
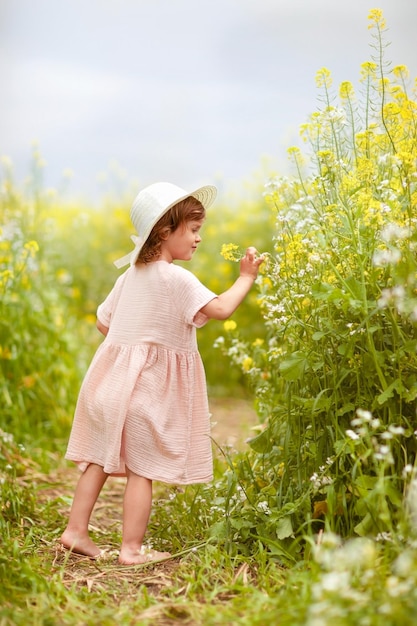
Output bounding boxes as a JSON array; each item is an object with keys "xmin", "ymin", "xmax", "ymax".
[
  {"xmin": 200, "ymin": 246, "xmax": 264, "ymax": 320},
  {"xmin": 239, "ymin": 246, "xmax": 264, "ymax": 280}
]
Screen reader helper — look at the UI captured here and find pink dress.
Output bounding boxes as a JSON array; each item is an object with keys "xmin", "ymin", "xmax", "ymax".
[{"xmin": 65, "ymin": 260, "xmax": 217, "ymax": 484}]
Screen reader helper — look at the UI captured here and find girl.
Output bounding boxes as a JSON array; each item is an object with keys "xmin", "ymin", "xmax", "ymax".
[{"xmin": 61, "ymin": 181, "xmax": 264, "ymax": 565}]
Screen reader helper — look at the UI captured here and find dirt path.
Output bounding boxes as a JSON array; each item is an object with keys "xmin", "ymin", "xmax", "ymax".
[
  {"xmin": 41, "ymin": 397, "xmax": 258, "ymax": 599},
  {"xmin": 208, "ymin": 396, "xmax": 258, "ymax": 449}
]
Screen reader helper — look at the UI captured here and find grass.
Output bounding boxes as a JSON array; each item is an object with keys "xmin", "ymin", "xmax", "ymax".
[
  {"xmin": 0, "ymin": 438, "xmax": 291, "ymax": 626},
  {"xmin": 3, "ymin": 429, "xmax": 417, "ymax": 626}
]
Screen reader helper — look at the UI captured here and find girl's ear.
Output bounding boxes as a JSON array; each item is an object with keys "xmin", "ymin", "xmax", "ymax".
[{"xmin": 160, "ymin": 227, "xmax": 171, "ymax": 241}]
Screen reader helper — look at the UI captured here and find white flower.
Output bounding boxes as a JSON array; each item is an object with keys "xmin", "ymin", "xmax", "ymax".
[
  {"xmin": 356, "ymin": 409, "xmax": 372, "ymax": 422},
  {"xmin": 0, "ymin": 429, "xmax": 14, "ymax": 444},
  {"xmin": 372, "ymin": 248, "xmax": 401, "ymax": 267},
  {"xmin": 380, "ymin": 223, "xmax": 410, "ymax": 243},
  {"xmin": 388, "ymin": 425, "xmax": 405, "ymax": 435},
  {"xmin": 402, "ymin": 464, "xmax": 414, "ymax": 477},
  {"xmin": 320, "ymin": 571, "xmax": 350, "ymax": 592},
  {"xmin": 257, "ymin": 500, "xmax": 271, "ymax": 515},
  {"xmin": 381, "ymin": 431, "xmax": 393, "ymax": 440},
  {"xmin": 393, "ymin": 550, "xmax": 415, "ymax": 577},
  {"xmin": 346, "ymin": 429, "xmax": 360, "ymax": 440},
  {"xmin": 336, "ymin": 537, "xmax": 377, "ymax": 571},
  {"xmin": 379, "ymin": 445, "xmax": 390, "ymax": 456}
]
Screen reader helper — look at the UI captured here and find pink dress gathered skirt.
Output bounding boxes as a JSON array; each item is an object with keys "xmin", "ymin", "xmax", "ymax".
[{"xmin": 65, "ymin": 260, "xmax": 217, "ymax": 484}]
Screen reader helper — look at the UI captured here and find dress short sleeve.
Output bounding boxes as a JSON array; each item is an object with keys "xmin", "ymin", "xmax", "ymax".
[
  {"xmin": 169, "ymin": 265, "xmax": 217, "ymax": 328},
  {"xmin": 97, "ymin": 272, "xmax": 127, "ymax": 327}
]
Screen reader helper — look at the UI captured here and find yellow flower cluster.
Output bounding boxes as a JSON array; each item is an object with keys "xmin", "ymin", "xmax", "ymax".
[
  {"xmin": 241, "ymin": 357, "xmax": 254, "ymax": 372},
  {"xmin": 252, "ymin": 338, "xmax": 264, "ymax": 347},
  {"xmin": 23, "ymin": 240, "xmax": 40, "ymax": 256},
  {"xmin": 368, "ymin": 8, "xmax": 386, "ymax": 30},
  {"xmin": 0, "ymin": 269, "xmax": 13, "ymax": 290},
  {"xmin": 220, "ymin": 243, "xmax": 242, "ymax": 262},
  {"xmin": 0, "ymin": 345, "xmax": 12, "ymax": 360},
  {"xmin": 315, "ymin": 67, "xmax": 332, "ymax": 90}
]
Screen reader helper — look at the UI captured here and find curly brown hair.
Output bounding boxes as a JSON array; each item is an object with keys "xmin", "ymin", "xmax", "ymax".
[{"xmin": 138, "ymin": 196, "xmax": 206, "ymax": 264}]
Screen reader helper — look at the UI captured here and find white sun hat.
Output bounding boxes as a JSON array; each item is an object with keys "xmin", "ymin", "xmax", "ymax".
[{"xmin": 114, "ymin": 182, "xmax": 217, "ymax": 268}]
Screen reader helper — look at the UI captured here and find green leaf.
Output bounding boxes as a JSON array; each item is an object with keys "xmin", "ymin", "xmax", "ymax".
[
  {"xmin": 276, "ymin": 516, "xmax": 294, "ymax": 540},
  {"xmin": 247, "ymin": 428, "xmax": 273, "ymax": 453},
  {"xmin": 250, "ymin": 532, "xmax": 296, "ymax": 565},
  {"xmin": 337, "ymin": 402, "xmax": 355, "ymax": 416},
  {"xmin": 345, "ymin": 275, "xmax": 365, "ymax": 300},
  {"xmin": 230, "ymin": 518, "xmax": 253, "ymax": 531},
  {"xmin": 403, "ymin": 382, "xmax": 417, "ymax": 402},
  {"xmin": 377, "ymin": 379, "xmax": 406, "ymax": 405},
  {"xmin": 384, "ymin": 483, "xmax": 403, "ymax": 507},
  {"xmin": 337, "ymin": 343, "xmax": 350, "ymax": 356},
  {"xmin": 354, "ymin": 475, "xmax": 378, "ymax": 496},
  {"xmin": 354, "ymin": 512, "xmax": 374, "ymax": 536},
  {"xmin": 278, "ymin": 352, "xmax": 308, "ymax": 380},
  {"xmin": 208, "ymin": 520, "xmax": 229, "ymax": 540}
]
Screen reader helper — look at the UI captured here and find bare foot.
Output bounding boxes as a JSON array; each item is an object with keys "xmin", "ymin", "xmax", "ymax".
[
  {"xmin": 118, "ymin": 547, "xmax": 172, "ymax": 565},
  {"xmin": 60, "ymin": 529, "xmax": 102, "ymax": 558}
]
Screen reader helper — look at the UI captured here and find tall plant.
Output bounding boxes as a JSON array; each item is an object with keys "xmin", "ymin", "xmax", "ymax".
[
  {"xmin": 216, "ymin": 10, "xmax": 417, "ymax": 553},
  {"xmin": 0, "ymin": 156, "xmax": 81, "ymax": 443}
]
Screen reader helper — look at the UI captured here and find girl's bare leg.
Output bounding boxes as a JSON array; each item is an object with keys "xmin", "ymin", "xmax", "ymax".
[
  {"xmin": 118, "ymin": 469, "xmax": 171, "ymax": 565},
  {"xmin": 60, "ymin": 463, "xmax": 108, "ymax": 557}
]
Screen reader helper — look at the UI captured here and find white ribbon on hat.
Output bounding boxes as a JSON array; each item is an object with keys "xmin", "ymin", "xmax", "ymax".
[{"xmin": 113, "ymin": 234, "xmax": 144, "ymax": 269}]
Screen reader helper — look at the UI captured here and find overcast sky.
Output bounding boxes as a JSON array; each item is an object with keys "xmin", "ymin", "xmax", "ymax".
[{"xmin": 1, "ymin": 0, "xmax": 416, "ymax": 203}]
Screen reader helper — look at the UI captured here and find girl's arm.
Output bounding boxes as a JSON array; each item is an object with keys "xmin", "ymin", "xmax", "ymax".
[
  {"xmin": 200, "ymin": 247, "xmax": 264, "ymax": 321},
  {"xmin": 96, "ymin": 319, "xmax": 109, "ymax": 336}
]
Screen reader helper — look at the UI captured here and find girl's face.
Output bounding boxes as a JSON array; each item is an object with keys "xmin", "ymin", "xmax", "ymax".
[{"xmin": 159, "ymin": 219, "xmax": 204, "ymax": 262}]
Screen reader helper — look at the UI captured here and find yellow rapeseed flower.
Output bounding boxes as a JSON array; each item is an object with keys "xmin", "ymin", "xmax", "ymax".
[
  {"xmin": 223, "ymin": 320, "xmax": 237, "ymax": 332},
  {"xmin": 315, "ymin": 67, "xmax": 332, "ymax": 89},
  {"xmin": 360, "ymin": 62, "xmax": 377, "ymax": 82},
  {"xmin": 56, "ymin": 269, "xmax": 72, "ymax": 284},
  {"xmin": 317, "ymin": 150, "xmax": 335, "ymax": 163},
  {"xmin": 54, "ymin": 314, "xmax": 64, "ymax": 328},
  {"xmin": 0, "ymin": 345, "xmax": 12, "ymax": 359},
  {"xmin": 323, "ymin": 271, "xmax": 338, "ymax": 285},
  {"xmin": 252, "ymin": 338, "xmax": 264, "ymax": 347},
  {"xmin": 368, "ymin": 8, "xmax": 386, "ymax": 30},
  {"xmin": 339, "ymin": 81, "xmax": 355, "ymax": 100},
  {"xmin": 242, "ymin": 357, "xmax": 254, "ymax": 372},
  {"xmin": 393, "ymin": 65, "xmax": 409, "ymax": 80},
  {"xmin": 0, "ymin": 244, "xmax": 12, "ymax": 264},
  {"xmin": 70, "ymin": 287, "xmax": 81, "ymax": 299},
  {"xmin": 287, "ymin": 145, "xmax": 305, "ymax": 166},
  {"xmin": 260, "ymin": 276, "xmax": 272, "ymax": 290},
  {"xmin": 0, "ymin": 269, "xmax": 13, "ymax": 287},
  {"xmin": 220, "ymin": 243, "xmax": 241, "ymax": 262},
  {"xmin": 282, "ymin": 233, "xmax": 305, "ymax": 267},
  {"xmin": 397, "ymin": 149, "xmax": 416, "ymax": 170},
  {"xmin": 24, "ymin": 240, "xmax": 40, "ymax": 257}
]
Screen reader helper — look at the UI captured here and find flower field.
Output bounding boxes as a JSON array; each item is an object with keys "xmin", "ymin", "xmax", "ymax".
[{"xmin": 2, "ymin": 9, "xmax": 417, "ymax": 625}]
